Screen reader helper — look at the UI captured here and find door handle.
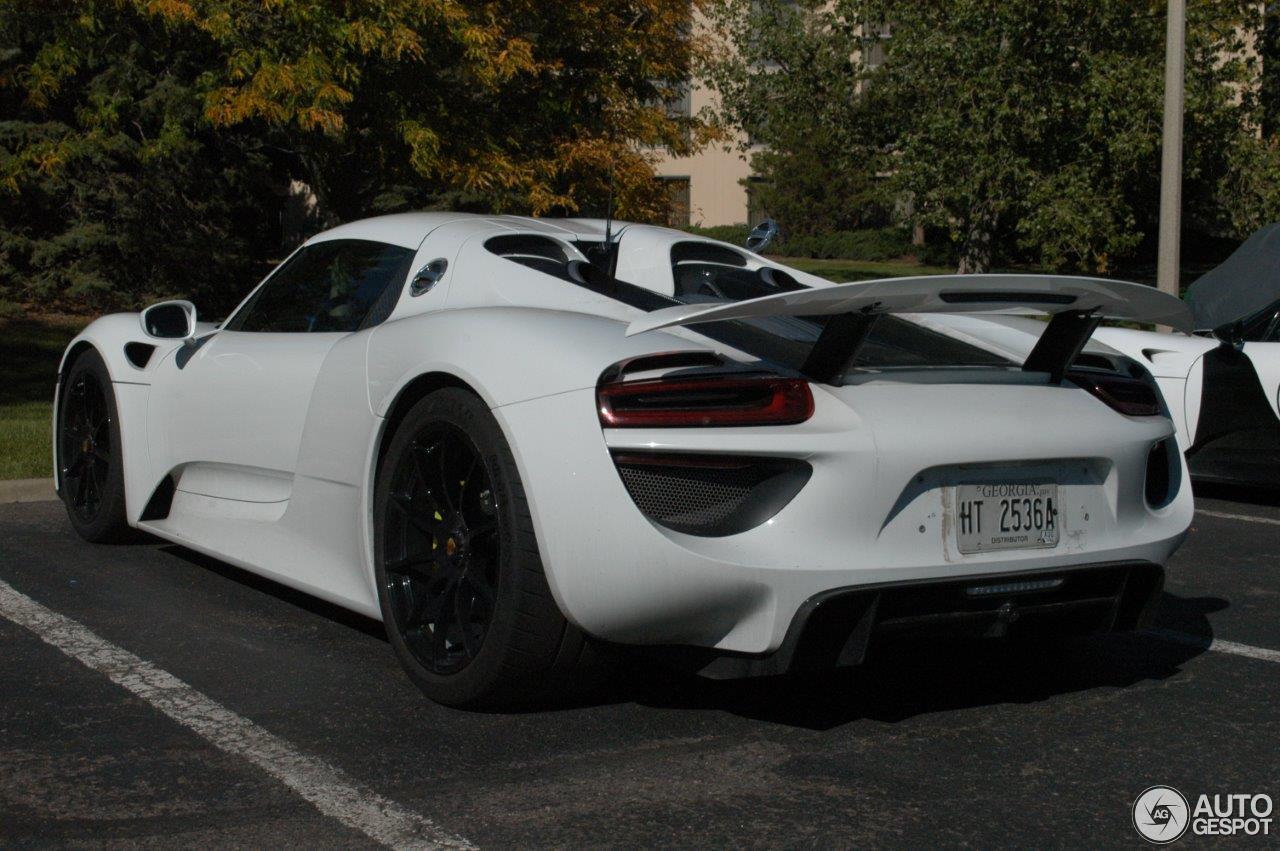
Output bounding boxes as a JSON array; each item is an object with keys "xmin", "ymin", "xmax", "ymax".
[{"xmin": 411, "ymin": 258, "xmax": 448, "ymax": 296}]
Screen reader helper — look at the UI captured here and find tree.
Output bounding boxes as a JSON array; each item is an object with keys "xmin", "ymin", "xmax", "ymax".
[
  {"xmin": 706, "ymin": 0, "xmax": 1272, "ymax": 274},
  {"xmin": 704, "ymin": 0, "xmax": 887, "ymax": 236},
  {"xmin": 0, "ymin": 2, "xmax": 280, "ymax": 313},
  {"xmin": 0, "ymin": 0, "xmax": 716, "ymax": 312}
]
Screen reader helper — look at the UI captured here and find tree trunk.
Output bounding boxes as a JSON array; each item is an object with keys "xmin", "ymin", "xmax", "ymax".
[{"xmin": 956, "ymin": 205, "xmax": 995, "ymax": 274}]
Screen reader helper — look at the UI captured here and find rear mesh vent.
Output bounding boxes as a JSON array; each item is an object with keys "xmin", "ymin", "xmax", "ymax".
[{"xmin": 614, "ymin": 454, "xmax": 811, "ymax": 537}]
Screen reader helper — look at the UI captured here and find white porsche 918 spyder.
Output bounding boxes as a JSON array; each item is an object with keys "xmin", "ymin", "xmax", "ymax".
[
  {"xmin": 54, "ymin": 213, "xmax": 1194, "ymax": 706},
  {"xmin": 1090, "ymin": 223, "xmax": 1280, "ymax": 486}
]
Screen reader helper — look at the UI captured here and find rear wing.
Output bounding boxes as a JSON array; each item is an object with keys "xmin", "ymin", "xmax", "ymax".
[{"xmin": 626, "ymin": 274, "xmax": 1193, "ymax": 384}]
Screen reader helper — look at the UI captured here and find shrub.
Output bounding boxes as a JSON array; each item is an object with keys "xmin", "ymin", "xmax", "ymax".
[
  {"xmin": 776, "ymin": 227, "xmax": 913, "ymax": 261},
  {"xmin": 684, "ymin": 224, "xmax": 915, "ymax": 262},
  {"xmin": 683, "ymin": 224, "xmax": 752, "ymax": 245}
]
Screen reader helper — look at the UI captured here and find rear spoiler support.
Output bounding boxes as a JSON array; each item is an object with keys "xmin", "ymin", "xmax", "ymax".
[
  {"xmin": 798, "ymin": 307, "xmax": 1103, "ymax": 385},
  {"xmin": 799, "ymin": 309, "xmax": 879, "ymax": 383},
  {"xmin": 1021, "ymin": 310, "xmax": 1102, "ymax": 384}
]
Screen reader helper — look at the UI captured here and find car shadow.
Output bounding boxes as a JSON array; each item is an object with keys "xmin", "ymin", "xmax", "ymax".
[
  {"xmin": 1193, "ymin": 479, "xmax": 1280, "ymax": 507},
  {"xmin": 154, "ymin": 542, "xmax": 1222, "ymax": 730},
  {"xmin": 158, "ymin": 544, "xmax": 387, "ymax": 641},
  {"xmin": 587, "ymin": 591, "xmax": 1223, "ymax": 730}
]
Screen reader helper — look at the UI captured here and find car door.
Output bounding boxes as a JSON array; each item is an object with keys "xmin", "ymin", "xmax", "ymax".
[
  {"xmin": 1243, "ymin": 307, "xmax": 1280, "ymax": 421},
  {"xmin": 147, "ymin": 238, "xmax": 416, "ymax": 502}
]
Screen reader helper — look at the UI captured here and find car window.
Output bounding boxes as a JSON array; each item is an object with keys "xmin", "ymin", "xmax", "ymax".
[
  {"xmin": 674, "ymin": 263, "xmax": 806, "ymax": 301},
  {"xmin": 1237, "ymin": 299, "xmax": 1280, "ymax": 342},
  {"xmin": 226, "ymin": 239, "xmax": 415, "ymax": 333}
]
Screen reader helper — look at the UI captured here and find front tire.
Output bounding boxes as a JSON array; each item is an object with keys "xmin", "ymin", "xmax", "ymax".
[
  {"xmin": 373, "ymin": 388, "xmax": 603, "ymax": 708},
  {"xmin": 58, "ymin": 348, "xmax": 130, "ymax": 542}
]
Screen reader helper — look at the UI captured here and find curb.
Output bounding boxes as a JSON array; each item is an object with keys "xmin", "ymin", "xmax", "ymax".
[{"xmin": 0, "ymin": 478, "xmax": 57, "ymax": 503}]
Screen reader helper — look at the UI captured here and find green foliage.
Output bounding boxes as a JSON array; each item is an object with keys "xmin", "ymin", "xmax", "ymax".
[
  {"xmin": 1220, "ymin": 135, "xmax": 1280, "ymax": 235},
  {"xmin": 777, "ymin": 227, "xmax": 911, "ymax": 261},
  {"xmin": 0, "ymin": 0, "xmax": 715, "ymax": 313},
  {"xmin": 0, "ymin": 3, "xmax": 279, "ymax": 313},
  {"xmin": 706, "ymin": 0, "xmax": 1276, "ymax": 274},
  {"xmin": 683, "ymin": 223, "xmax": 752, "ymax": 244},
  {"xmin": 705, "ymin": 1, "xmax": 886, "ymax": 236},
  {"xmin": 684, "ymin": 222, "xmax": 910, "ymax": 261}
]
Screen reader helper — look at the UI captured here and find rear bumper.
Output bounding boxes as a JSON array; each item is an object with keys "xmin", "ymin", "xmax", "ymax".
[
  {"xmin": 674, "ymin": 561, "xmax": 1165, "ymax": 679},
  {"xmin": 498, "ymin": 386, "xmax": 1191, "ymax": 656}
]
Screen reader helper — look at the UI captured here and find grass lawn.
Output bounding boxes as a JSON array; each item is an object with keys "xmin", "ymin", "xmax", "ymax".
[
  {"xmin": 0, "ymin": 315, "xmax": 89, "ymax": 480},
  {"xmin": 777, "ymin": 256, "xmax": 954, "ymax": 281}
]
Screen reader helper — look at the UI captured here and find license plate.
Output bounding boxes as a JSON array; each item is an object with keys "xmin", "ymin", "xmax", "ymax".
[{"xmin": 955, "ymin": 483, "xmax": 1060, "ymax": 554}]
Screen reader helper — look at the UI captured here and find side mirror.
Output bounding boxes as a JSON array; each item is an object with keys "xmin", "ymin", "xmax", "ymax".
[
  {"xmin": 746, "ymin": 218, "xmax": 780, "ymax": 253},
  {"xmin": 140, "ymin": 300, "xmax": 197, "ymax": 341},
  {"xmin": 1211, "ymin": 320, "xmax": 1245, "ymax": 349}
]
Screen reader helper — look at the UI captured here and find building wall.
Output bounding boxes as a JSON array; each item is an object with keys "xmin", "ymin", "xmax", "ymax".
[{"xmin": 651, "ymin": 84, "xmax": 755, "ymax": 227}]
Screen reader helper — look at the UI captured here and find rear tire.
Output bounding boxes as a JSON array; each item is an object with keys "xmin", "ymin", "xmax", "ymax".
[
  {"xmin": 373, "ymin": 387, "xmax": 607, "ymax": 708},
  {"xmin": 58, "ymin": 349, "xmax": 131, "ymax": 542}
]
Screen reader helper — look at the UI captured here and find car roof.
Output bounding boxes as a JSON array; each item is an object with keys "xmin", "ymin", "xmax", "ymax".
[{"xmin": 305, "ymin": 212, "xmax": 623, "ymax": 251}]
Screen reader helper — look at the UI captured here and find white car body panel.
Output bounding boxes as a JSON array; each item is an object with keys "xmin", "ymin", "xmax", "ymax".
[
  {"xmin": 54, "ymin": 214, "xmax": 1194, "ymax": 657},
  {"xmin": 1092, "ymin": 327, "xmax": 1280, "ymax": 448}
]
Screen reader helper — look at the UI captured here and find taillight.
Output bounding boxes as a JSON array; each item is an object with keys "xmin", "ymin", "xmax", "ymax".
[
  {"xmin": 1067, "ymin": 370, "xmax": 1161, "ymax": 417},
  {"xmin": 598, "ymin": 374, "xmax": 815, "ymax": 428}
]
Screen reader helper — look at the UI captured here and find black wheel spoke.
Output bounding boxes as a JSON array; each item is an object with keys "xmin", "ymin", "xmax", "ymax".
[
  {"xmin": 430, "ymin": 581, "xmax": 457, "ymax": 660},
  {"xmin": 456, "ymin": 592, "xmax": 480, "ymax": 658},
  {"xmin": 410, "ymin": 442, "xmax": 452, "ymax": 516},
  {"xmin": 74, "ymin": 467, "xmax": 89, "ymax": 504},
  {"xmin": 433, "ymin": 443, "xmax": 458, "ymax": 514},
  {"xmin": 468, "ymin": 519, "xmax": 497, "ymax": 538},
  {"xmin": 61, "ymin": 370, "xmax": 113, "ymax": 522},
  {"xmin": 461, "ymin": 568, "xmax": 495, "ymax": 607},
  {"xmin": 382, "ymin": 421, "xmax": 502, "ymax": 676},
  {"xmin": 390, "ymin": 492, "xmax": 438, "ymax": 538},
  {"xmin": 456, "ymin": 453, "xmax": 479, "ymax": 509},
  {"xmin": 385, "ymin": 554, "xmax": 435, "ymax": 583}
]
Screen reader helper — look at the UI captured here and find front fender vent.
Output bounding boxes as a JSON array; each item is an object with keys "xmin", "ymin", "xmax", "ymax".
[
  {"xmin": 613, "ymin": 453, "xmax": 811, "ymax": 537},
  {"xmin": 124, "ymin": 342, "xmax": 156, "ymax": 369}
]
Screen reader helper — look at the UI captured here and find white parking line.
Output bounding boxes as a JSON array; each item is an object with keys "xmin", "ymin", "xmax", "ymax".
[
  {"xmin": 1147, "ymin": 628, "xmax": 1280, "ymax": 664},
  {"xmin": 0, "ymin": 579, "xmax": 474, "ymax": 851},
  {"xmin": 1197, "ymin": 509, "xmax": 1280, "ymax": 526}
]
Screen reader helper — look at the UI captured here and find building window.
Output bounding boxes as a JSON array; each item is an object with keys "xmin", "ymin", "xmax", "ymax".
[
  {"xmin": 865, "ymin": 19, "xmax": 891, "ymax": 71},
  {"xmin": 664, "ymin": 82, "xmax": 692, "ymax": 145},
  {"xmin": 746, "ymin": 177, "xmax": 771, "ymax": 228},
  {"xmin": 660, "ymin": 177, "xmax": 691, "ymax": 228}
]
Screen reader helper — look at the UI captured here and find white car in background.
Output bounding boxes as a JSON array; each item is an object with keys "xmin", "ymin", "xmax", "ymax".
[
  {"xmin": 1091, "ymin": 223, "xmax": 1280, "ymax": 486},
  {"xmin": 54, "ymin": 213, "xmax": 1193, "ymax": 706}
]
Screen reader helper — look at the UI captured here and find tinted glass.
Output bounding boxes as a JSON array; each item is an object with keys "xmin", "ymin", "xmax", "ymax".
[
  {"xmin": 673, "ymin": 263, "xmax": 805, "ymax": 301},
  {"xmin": 228, "ymin": 239, "xmax": 415, "ymax": 333},
  {"xmin": 486, "ymin": 239, "xmax": 1011, "ymax": 376}
]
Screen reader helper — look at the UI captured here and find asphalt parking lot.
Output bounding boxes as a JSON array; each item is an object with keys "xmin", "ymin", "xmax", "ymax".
[{"xmin": 1, "ymin": 491, "xmax": 1278, "ymax": 849}]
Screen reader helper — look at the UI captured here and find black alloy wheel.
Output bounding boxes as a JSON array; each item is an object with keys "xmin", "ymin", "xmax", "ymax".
[
  {"xmin": 58, "ymin": 348, "xmax": 130, "ymax": 542},
  {"xmin": 61, "ymin": 369, "xmax": 112, "ymax": 523},
  {"xmin": 381, "ymin": 423, "xmax": 500, "ymax": 675},
  {"xmin": 373, "ymin": 387, "xmax": 610, "ymax": 708}
]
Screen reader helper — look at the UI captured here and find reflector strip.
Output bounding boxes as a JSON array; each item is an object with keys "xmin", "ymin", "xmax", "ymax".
[{"xmin": 964, "ymin": 578, "xmax": 1065, "ymax": 596}]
